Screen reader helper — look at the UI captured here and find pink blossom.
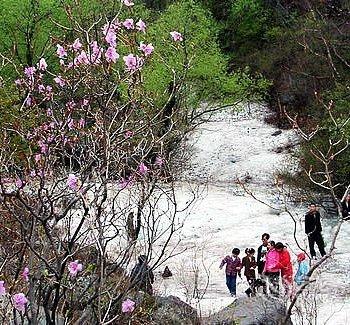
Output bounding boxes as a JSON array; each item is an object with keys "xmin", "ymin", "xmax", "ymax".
[
  {"xmin": 105, "ymin": 30, "xmax": 117, "ymax": 47},
  {"xmin": 38, "ymin": 84, "xmax": 45, "ymax": 93},
  {"xmin": 68, "ymin": 260, "xmax": 83, "ymax": 277},
  {"xmin": 155, "ymin": 156, "xmax": 164, "ymax": 167},
  {"xmin": 22, "ymin": 267, "xmax": 29, "ymax": 282},
  {"xmin": 138, "ymin": 162, "xmax": 149, "ymax": 175},
  {"xmin": 170, "ymin": 31, "xmax": 183, "ymax": 42},
  {"xmin": 30, "ymin": 170, "xmax": 36, "ymax": 177},
  {"xmin": 72, "ymin": 38, "xmax": 82, "ymax": 50},
  {"xmin": 90, "ymin": 41, "xmax": 103, "ymax": 65},
  {"xmin": 90, "ymin": 41, "xmax": 100, "ymax": 55},
  {"xmin": 78, "ymin": 118, "xmax": 86, "ymax": 128},
  {"xmin": 82, "ymin": 99, "xmax": 89, "ymax": 107},
  {"xmin": 57, "ymin": 44, "xmax": 67, "ymax": 58},
  {"xmin": 123, "ymin": 0, "xmax": 134, "ymax": 6},
  {"xmin": 105, "ymin": 47, "xmax": 119, "ymax": 63},
  {"xmin": 24, "ymin": 66, "xmax": 36, "ymax": 78},
  {"xmin": 38, "ymin": 141, "xmax": 48, "ymax": 154},
  {"xmin": 15, "ymin": 178, "xmax": 24, "ymax": 189},
  {"xmin": 122, "ymin": 299, "xmax": 135, "ymax": 313},
  {"xmin": 139, "ymin": 43, "xmax": 154, "ymax": 56},
  {"xmin": 66, "ymin": 100, "xmax": 76, "ymax": 110},
  {"xmin": 75, "ymin": 50, "xmax": 90, "ymax": 66},
  {"xmin": 124, "ymin": 130, "xmax": 133, "ymax": 138},
  {"xmin": 67, "ymin": 174, "xmax": 78, "ymax": 190},
  {"xmin": 13, "ymin": 293, "xmax": 28, "ymax": 313},
  {"xmin": 123, "ymin": 54, "xmax": 139, "ymax": 71},
  {"xmin": 38, "ymin": 58, "xmax": 47, "ymax": 71},
  {"xmin": 14, "ymin": 79, "xmax": 22, "ymax": 87},
  {"xmin": 0, "ymin": 281, "xmax": 6, "ymax": 295},
  {"xmin": 54, "ymin": 76, "xmax": 66, "ymax": 87},
  {"xmin": 35, "ymin": 154, "xmax": 42, "ymax": 163},
  {"xmin": 25, "ymin": 96, "xmax": 33, "ymax": 107},
  {"xmin": 123, "ymin": 19, "xmax": 134, "ymax": 30},
  {"xmin": 68, "ymin": 119, "xmax": 75, "ymax": 130},
  {"xmin": 136, "ymin": 19, "xmax": 146, "ymax": 33}
]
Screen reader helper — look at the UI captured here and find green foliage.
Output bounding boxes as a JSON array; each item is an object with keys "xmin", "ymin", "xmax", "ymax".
[
  {"xmin": 143, "ymin": 0, "xmax": 266, "ymax": 109},
  {"xmin": 0, "ymin": 0, "xmax": 65, "ymax": 70}
]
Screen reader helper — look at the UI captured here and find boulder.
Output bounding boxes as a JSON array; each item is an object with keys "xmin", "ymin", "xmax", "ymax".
[
  {"xmin": 203, "ymin": 296, "xmax": 292, "ymax": 325},
  {"xmin": 151, "ymin": 295, "xmax": 199, "ymax": 325}
]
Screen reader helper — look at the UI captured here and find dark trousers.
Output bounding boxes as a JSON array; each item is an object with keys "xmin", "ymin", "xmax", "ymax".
[
  {"xmin": 308, "ymin": 232, "xmax": 326, "ymax": 257},
  {"xmin": 265, "ymin": 272, "xmax": 280, "ymax": 297},
  {"xmin": 226, "ymin": 274, "xmax": 237, "ymax": 295}
]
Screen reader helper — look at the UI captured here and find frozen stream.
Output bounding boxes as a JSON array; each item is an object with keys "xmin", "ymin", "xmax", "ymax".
[{"xmin": 154, "ymin": 104, "xmax": 350, "ymax": 324}]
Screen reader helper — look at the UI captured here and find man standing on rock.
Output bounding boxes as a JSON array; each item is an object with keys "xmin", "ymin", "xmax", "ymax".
[{"xmin": 305, "ymin": 203, "xmax": 326, "ymax": 259}]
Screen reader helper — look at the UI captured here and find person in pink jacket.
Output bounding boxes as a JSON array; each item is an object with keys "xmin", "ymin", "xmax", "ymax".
[{"xmin": 263, "ymin": 240, "xmax": 280, "ymax": 297}]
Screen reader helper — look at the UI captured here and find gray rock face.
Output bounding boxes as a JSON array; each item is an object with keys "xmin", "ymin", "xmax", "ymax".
[
  {"xmin": 203, "ymin": 296, "xmax": 292, "ymax": 325},
  {"xmin": 151, "ymin": 295, "xmax": 199, "ymax": 325}
]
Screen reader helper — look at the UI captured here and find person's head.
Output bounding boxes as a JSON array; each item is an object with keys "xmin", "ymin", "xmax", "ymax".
[
  {"xmin": 232, "ymin": 248, "xmax": 240, "ymax": 257},
  {"xmin": 267, "ymin": 240, "xmax": 275, "ymax": 250},
  {"xmin": 275, "ymin": 242, "xmax": 285, "ymax": 252},
  {"xmin": 138, "ymin": 255, "xmax": 147, "ymax": 264},
  {"xmin": 346, "ymin": 194, "xmax": 350, "ymax": 202},
  {"xmin": 261, "ymin": 233, "xmax": 270, "ymax": 246},
  {"xmin": 246, "ymin": 248, "xmax": 255, "ymax": 256},
  {"xmin": 297, "ymin": 252, "xmax": 306, "ymax": 262},
  {"xmin": 308, "ymin": 203, "xmax": 317, "ymax": 213}
]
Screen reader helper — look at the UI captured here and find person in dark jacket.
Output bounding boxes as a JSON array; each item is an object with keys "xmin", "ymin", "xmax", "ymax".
[
  {"xmin": 242, "ymin": 248, "xmax": 256, "ymax": 297},
  {"xmin": 305, "ymin": 203, "xmax": 326, "ymax": 259},
  {"xmin": 342, "ymin": 194, "xmax": 350, "ymax": 221},
  {"xmin": 130, "ymin": 255, "xmax": 154, "ymax": 295},
  {"xmin": 257, "ymin": 233, "xmax": 270, "ymax": 275}
]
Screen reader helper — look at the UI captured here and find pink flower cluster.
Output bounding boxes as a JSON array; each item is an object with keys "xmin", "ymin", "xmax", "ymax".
[
  {"xmin": 139, "ymin": 43, "xmax": 154, "ymax": 56},
  {"xmin": 0, "ymin": 281, "xmax": 6, "ymax": 295},
  {"xmin": 122, "ymin": 299, "xmax": 135, "ymax": 313},
  {"xmin": 67, "ymin": 174, "xmax": 79, "ymax": 191},
  {"xmin": 22, "ymin": 267, "xmax": 29, "ymax": 282},
  {"xmin": 68, "ymin": 260, "xmax": 83, "ymax": 277},
  {"xmin": 13, "ymin": 293, "xmax": 28, "ymax": 313},
  {"xmin": 170, "ymin": 31, "xmax": 183, "ymax": 42}
]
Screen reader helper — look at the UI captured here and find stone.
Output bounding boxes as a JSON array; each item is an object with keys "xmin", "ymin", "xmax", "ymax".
[
  {"xmin": 162, "ymin": 266, "xmax": 173, "ymax": 278},
  {"xmin": 152, "ymin": 295, "xmax": 199, "ymax": 325},
  {"xmin": 271, "ymin": 130, "xmax": 282, "ymax": 136},
  {"xmin": 203, "ymin": 295, "xmax": 292, "ymax": 325}
]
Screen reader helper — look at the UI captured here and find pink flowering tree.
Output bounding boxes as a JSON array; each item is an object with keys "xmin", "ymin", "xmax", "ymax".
[{"xmin": 0, "ymin": 4, "xmax": 204, "ymax": 324}]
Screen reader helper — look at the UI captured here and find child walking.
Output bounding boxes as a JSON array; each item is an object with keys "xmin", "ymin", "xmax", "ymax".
[
  {"xmin": 242, "ymin": 248, "xmax": 256, "ymax": 297},
  {"xmin": 220, "ymin": 248, "xmax": 242, "ymax": 298},
  {"xmin": 294, "ymin": 252, "xmax": 309, "ymax": 286}
]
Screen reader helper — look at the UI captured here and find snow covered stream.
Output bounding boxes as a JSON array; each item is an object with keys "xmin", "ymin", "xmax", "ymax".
[{"xmin": 153, "ymin": 104, "xmax": 350, "ymax": 324}]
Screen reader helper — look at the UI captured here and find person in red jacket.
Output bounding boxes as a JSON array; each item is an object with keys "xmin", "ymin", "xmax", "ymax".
[{"xmin": 275, "ymin": 242, "xmax": 293, "ymax": 297}]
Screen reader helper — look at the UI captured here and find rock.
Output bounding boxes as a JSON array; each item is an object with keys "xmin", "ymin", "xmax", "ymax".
[
  {"xmin": 152, "ymin": 295, "xmax": 199, "ymax": 325},
  {"xmin": 203, "ymin": 296, "xmax": 292, "ymax": 325},
  {"xmin": 271, "ymin": 130, "xmax": 282, "ymax": 136},
  {"xmin": 162, "ymin": 266, "xmax": 173, "ymax": 278}
]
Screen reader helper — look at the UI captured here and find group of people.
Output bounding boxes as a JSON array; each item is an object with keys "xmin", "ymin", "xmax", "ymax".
[
  {"xmin": 219, "ymin": 201, "xmax": 335, "ymax": 299},
  {"xmin": 220, "ymin": 233, "xmax": 310, "ymax": 299}
]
